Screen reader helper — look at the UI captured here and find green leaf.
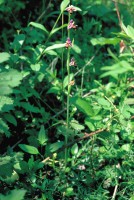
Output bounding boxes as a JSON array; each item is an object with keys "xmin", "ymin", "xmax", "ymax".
[
  {"xmin": 38, "ymin": 125, "xmax": 48, "ymax": 145},
  {"xmin": 63, "ymin": 73, "xmax": 74, "ymax": 88},
  {"xmin": 101, "ymin": 60, "xmax": 134, "ymax": 78},
  {"xmin": 70, "ymin": 119, "xmax": 84, "ymax": 131},
  {"xmin": 121, "ymin": 144, "xmax": 131, "ymax": 152},
  {"xmin": 70, "ymin": 97, "xmax": 94, "ymax": 116},
  {"xmin": 91, "ymin": 37, "xmax": 120, "ymax": 46},
  {"xmin": 0, "ymin": 96, "xmax": 14, "ymax": 112},
  {"xmin": 85, "ymin": 118, "xmax": 95, "ymax": 131},
  {"xmin": 72, "ymin": 44, "xmax": 81, "ymax": 54},
  {"xmin": 60, "ymin": 0, "xmax": 70, "ymax": 12},
  {"xmin": 0, "ymin": 118, "xmax": 10, "ymax": 137},
  {"xmin": 0, "ymin": 189, "xmax": 26, "ymax": 200},
  {"xmin": 20, "ymin": 102, "xmax": 40, "ymax": 113},
  {"xmin": 47, "ymin": 86, "xmax": 61, "ymax": 95},
  {"xmin": 71, "ymin": 143, "xmax": 78, "ymax": 155},
  {"xmin": 0, "ymin": 52, "xmax": 10, "ymax": 63},
  {"xmin": 49, "ymin": 141, "xmax": 64, "ymax": 152},
  {"xmin": 65, "ymin": 187, "xmax": 74, "ymax": 197},
  {"xmin": 45, "ymin": 43, "xmax": 65, "ymax": 52},
  {"xmin": 29, "ymin": 22, "xmax": 49, "ymax": 34},
  {"xmin": 127, "ymin": 25, "xmax": 134, "ymax": 40},
  {"xmin": 19, "ymin": 144, "xmax": 39, "ymax": 155},
  {"xmin": 0, "ymin": 69, "xmax": 23, "ymax": 95},
  {"xmin": 0, "ymin": 156, "xmax": 13, "ymax": 177},
  {"xmin": 4, "ymin": 114, "xmax": 17, "ymax": 126},
  {"xmin": 11, "ymin": 34, "xmax": 25, "ymax": 52},
  {"xmin": 30, "ymin": 63, "xmax": 41, "ymax": 71},
  {"xmin": 50, "ymin": 24, "xmax": 67, "ymax": 36},
  {"xmin": 97, "ymin": 97, "xmax": 110, "ymax": 107}
]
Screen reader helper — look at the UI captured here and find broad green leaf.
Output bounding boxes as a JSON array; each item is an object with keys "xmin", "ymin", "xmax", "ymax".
[
  {"xmin": 121, "ymin": 144, "xmax": 131, "ymax": 152},
  {"xmin": 0, "ymin": 69, "xmax": 23, "ymax": 95},
  {"xmin": 70, "ymin": 119, "xmax": 84, "ymax": 131},
  {"xmin": 50, "ymin": 24, "xmax": 67, "ymax": 36},
  {"xmin": 45, "ymin": 50, "xmax": 57, "ymax": 56},
  {"xmin": 60, "ymin": 0, "xmax": 70, "ymax": 12},
  {"xmin": 91, "ymin": 37, "xmax": 120, "ymax": 46},
  {"xmin": 72, "ymin": 44, "xmax": 81, "ymax": 54},
  {"xmin": 0, "ymin": 118, "xmax": 10, "ymax": 137},
  {"xmin": 71, "ymin": 143, "xmax": 78, "ymax": 155},
  {"xmin": 0, "ymin": 156, "xmax": 13, "ymax": 177},
  {"xmin": 30, "ymin": 63, "xmax": 41, "ymax": 71},
  {"xmin": 0, "ymin": 52, "xmax": 10, "ymax": 63},
  {"xmin": 1, "ymin": 171, "xmax": 19, "ymax": 184},
  {"xmin": 19, "ymin": 144, "xmax": 39, "ymax": 155},
  {"xmin": 0, "ymin": 96, "xmax": 14, "ymax": 111},
  {"xmin": 29, "ymin": 22, "xmax": 49, "ymax": 34},
  {"xmin": 20, "ymin": 102, "xmax": 40, "ymax": 113},
  {"xmin": 47, "ymin": 86, "xmax": 61, "ymax": 94},
  {"xmin": 85, "ymin": 118, "xmax": 95, "ymax": 131},
  {"xmin": 63, "ymin": 73, "xmax": 74, "ymax": 88},
  {"xmin": 65, "ymin": 187, "xmax": 74, "ymax": 197},
  {"xmin": 127, "ymin": 25, "xmax": 134, "ymax": 40},
  {"xmin": 45, "ymin": 43, "xmax": 65, "ymax": 52},
  {"xmin": 38, "ymin": 125, "xmax": 48, "ymax": 145},
  {"xmin": 49, "ymin": 141, "xmax": 64, "ymax": 152},
  {"xmin": 70, "ymin": 97, "xmax": 94, "ymax": 116},
  {"xmin": 11, "ymin": 34, "xmax": 25, "ymax": 52},
  {"xmin": 0, "ymin": 0, "xmax": 4, "ymax": 5},
  {"xmin": 4, "ymin": 114, "xmax": 17, "ymax": 126},
  {"xmin": 101, "ymin": 60, "xmax": 134, "ymax": 78},
  {"xmin": 0, "ymin": 189, "xmax": 26, "ymax": 200},
  {"xmin": 97, "ymin": 97, "xmax": 110, "ymax": 107}
]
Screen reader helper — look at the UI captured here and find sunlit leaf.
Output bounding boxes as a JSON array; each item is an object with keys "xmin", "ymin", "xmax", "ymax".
[
  {"xmin": 70, "ymin": 97, "xmax": 94, "ymax": 116},
  {"xmin": 45, "ymin": 43, "xmax": 65, "ymax": 52},
  {"xmin": 60, "ymin": 0, "xmax": 70, "ymax": 12},
  {"xmin": 0, "ymin": 189, "xmax": 26, "ymax": 200},
  {"xmin": 71, "ymin": 143, "xmax": 78, "ymax": 155},
  {"xmin": 0, "ymin": 52, "xmax": 10, "ymax": 63},
  {"xmin": 19, "ymin": 144, "xmax": 39, "ymax": 155},
  {"xmin": 29, "ymin": 22, "xmax": 49, "ymax": 34},
  {"xmin": 38, "ymin": 125, "xmax": 48, "ymax": 145}
]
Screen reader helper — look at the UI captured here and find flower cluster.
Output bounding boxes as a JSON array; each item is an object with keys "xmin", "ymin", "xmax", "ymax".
[
  {"xmin": 65, "ymin": 5, "xmax": 76, "ymax": 14},
  {"xmin": 67, "ymin": 19, "xmax": 78, "ymax": 30},
  {"xmin": 65, "ymin": 38, "xmax": 72, "ymax": 48},
  {"xmin": 65, "ymin": 4, "xmax": 78, "ymax": 86}
]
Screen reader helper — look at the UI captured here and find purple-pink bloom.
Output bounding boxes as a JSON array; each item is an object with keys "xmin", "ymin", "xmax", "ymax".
[
  {"xmin": 65, "ymin": 38, "xmax": 72, "ymax": 48},
  {"xmin": 69, "ymin": 57, "xmax": 77, "ymax": 66},
  {"xmin": 65, "ymin": 5, "xmax": 76, "ymax": 14},
  {"xmin": 68, "ymin": 19, "xmax": 78, "ymax": 30}
]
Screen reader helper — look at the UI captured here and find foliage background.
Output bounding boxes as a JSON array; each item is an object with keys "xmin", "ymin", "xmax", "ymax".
[{"xmin": 0, "ymin": 0, "xmax": 134, "ymax": 199}]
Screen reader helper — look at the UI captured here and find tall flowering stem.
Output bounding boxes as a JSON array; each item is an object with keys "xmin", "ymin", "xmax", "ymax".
[
  {"xmin": 65, "ymin": 12, "xmax": 71, "ymax": 168},
  {"xmin": 64, "ymin": 5, "xmax": 78, "ymax": 168}
]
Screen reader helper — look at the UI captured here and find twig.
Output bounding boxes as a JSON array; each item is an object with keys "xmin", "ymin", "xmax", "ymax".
[
  {"xmin": 59, "ymin": 128, "xmax": 106, "ymax": 152},
  {"xmin": 113, "ymin": 0, "xmax": 123, "ymax": 31},
  {"xmin": 112, "ymin": 184, "xmax": 118, "ymax": 200}
]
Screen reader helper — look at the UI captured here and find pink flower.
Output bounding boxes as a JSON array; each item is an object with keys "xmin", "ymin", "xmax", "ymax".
[
  {"xmin": 65, "ymin": 5, "xmax": 76, "ymax": 14},
  {"xmin": 65, "ymin": 38, "xmax": 72, "ymax": 48},
  {"xmin": 68, "ymin": 19, "xmax": 78, "ymax": 30}
]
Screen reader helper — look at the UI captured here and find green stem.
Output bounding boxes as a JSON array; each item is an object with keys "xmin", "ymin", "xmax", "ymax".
[
  {"xmin": 65, "ymin": 13, "xmax": 71, "ymax": 168},
  {"xmin": 61, "ymin": 13, "xmax": 64, "ymax": 108}
]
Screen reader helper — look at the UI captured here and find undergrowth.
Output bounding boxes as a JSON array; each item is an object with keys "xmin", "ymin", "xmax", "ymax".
[{"xmin": 0, "ymin": 0, "xmax": 134, "ymax": 199}]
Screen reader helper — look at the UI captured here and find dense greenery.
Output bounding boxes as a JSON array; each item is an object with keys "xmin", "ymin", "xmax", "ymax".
[{"xmin": 0, "ymin": 0, "xmax": 134, "ymax": 199}]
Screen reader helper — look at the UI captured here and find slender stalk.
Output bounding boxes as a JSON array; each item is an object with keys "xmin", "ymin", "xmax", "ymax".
[
  {"xmin": 65, "ymin": 13, "xmax": 71, "ymax": 168},
  {"xmin": 61, "ymin": 13, "xmax": 64, "ymax": 107}
]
